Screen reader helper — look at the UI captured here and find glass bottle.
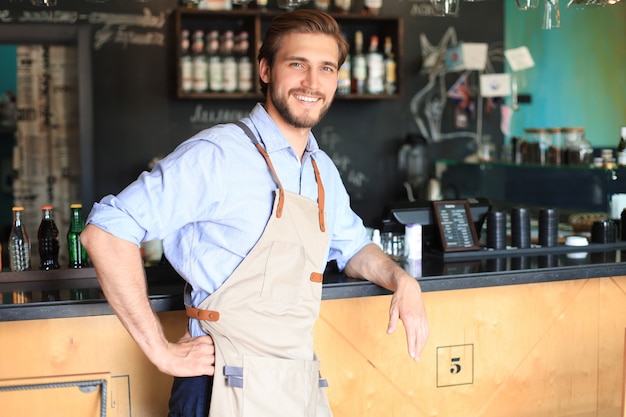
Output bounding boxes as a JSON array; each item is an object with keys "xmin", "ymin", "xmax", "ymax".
[
  {"xmin": 383, "ymin": 36, "xmax": 397, "ymax": 95},
  {"xmin": 9, "ymin": 206, "xmax": 31, "ymax": 272},
  {"xmin": 67, "ymin": 203, "xmax": 87, "ymax": 268},
  {"xmin": 221, "ymin": 30, "xmax": 237, "ymax": 93},
  {"xmin": 618, "ymin": 127, "xmax": 626, "ymax": 153},
  {"xmin": 206, "ymin": 30, "xmax": 223, "ymax": 93},
  {"xmin": 366, "ymin": 35, "xmax": 384, "ymax": 95},
  {"xmin": 38, "ymin": 205, "xmax": 60, "ymax": 270},
  {"xmin": 364, "ymin": 0, "xmax": 382, "ymax": 15},
  {"xmin": 352, "ymin": 31, "xmax": 366, "ymax": 95},
  {"xmin": 616, "ymin": 126, "xmax": 626, "ymax": 166},
  {"xmin": 236, "ymin": 31, "xmax": 253, "ymax": 93},
  {"xmin": 334, "ymin": 0, "xmax": 351, "ymax": 13},
  {"xmin": 541, "ymin": 0, "xmax": 561, "ymax": 30},
  {"xmin": 180, "ymin": 29, "xmax": 193, "ymax": 93},
  {"xmin": 337, "ymin": 51, "xmax": 351, "ymax": 95},
  {"xmin": 191, "ymin": 29, "xmax": 208, "ymax": 93}
]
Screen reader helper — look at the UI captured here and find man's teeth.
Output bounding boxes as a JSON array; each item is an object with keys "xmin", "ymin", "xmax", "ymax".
[{"xmin": 295, "ymin": 95, "xmax": 318, "ymax": 102}]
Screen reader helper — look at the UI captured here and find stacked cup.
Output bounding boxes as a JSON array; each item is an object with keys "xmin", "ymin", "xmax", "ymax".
[
  {"xmin": 538, "ymin": 208, "xmax": 559, "ymax": 247},
  {"xmin": 486, "ymin": 211, "xmax": 507, "ymax": 250},
  {"xmin": 510, "ymin": 207, "xmax": 531, "ymax": 249}
]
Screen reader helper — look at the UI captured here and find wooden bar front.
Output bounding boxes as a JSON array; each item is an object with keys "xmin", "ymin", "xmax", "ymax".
[{"xmin": 1, "ymin": 274, "xmax": 626, "ymax": 416}]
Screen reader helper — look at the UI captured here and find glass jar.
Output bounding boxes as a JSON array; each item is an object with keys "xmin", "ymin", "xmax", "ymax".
[
  {"xmin": 547, "ymin": 127, "xmax": 563, "ymax": 166},
  {"xmin": 563, "ymin": 127, "xmax": 592, "ymax": 167},
  {"xmin": 524, "ymin": 128, "xmax": 549, "ymax": 165}
]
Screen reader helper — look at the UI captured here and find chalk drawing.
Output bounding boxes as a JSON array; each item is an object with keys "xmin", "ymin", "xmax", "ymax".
[
  {"xmin": 189, "ymin": 104, "xmax": 248, "ymax": 127},
  {"xmin": 0, "ymin": 8, "xmax": 167, "ymax": 49},
  {"xmin": 318, "ymin": 125, "xmax": 370, "ymax": 190}
]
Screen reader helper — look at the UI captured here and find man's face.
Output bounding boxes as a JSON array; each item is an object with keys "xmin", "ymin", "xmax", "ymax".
[{"xmin": 260, "ymin": 32, "xmax": 339, "ymax": 129}]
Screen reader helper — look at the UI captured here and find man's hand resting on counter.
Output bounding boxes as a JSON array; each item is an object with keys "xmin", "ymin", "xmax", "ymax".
[{"xmin": 343, "ymin": 243, "xmax": 430, "ymax": 361}]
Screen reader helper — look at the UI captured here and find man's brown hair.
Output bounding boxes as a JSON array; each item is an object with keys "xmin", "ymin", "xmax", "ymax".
[{"xmin": 257, "ymin": 9, "xmax": 350, "ymax": 97}]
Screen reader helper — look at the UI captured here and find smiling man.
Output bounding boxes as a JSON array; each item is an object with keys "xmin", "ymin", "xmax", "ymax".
[{"xmin": 81, "ymin": 9, "xmax": 429, "ymax": 417}]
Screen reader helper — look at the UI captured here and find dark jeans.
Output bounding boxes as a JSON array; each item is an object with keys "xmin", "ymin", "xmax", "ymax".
[{"xmin": 167, "ymin": 375, "xmax": 214, "ymax": 417}]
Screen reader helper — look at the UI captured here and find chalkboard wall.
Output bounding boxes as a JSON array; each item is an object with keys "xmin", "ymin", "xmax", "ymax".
[{"xmin": 0, "ymin": 0, "xmax": 503, "ymax": 227}]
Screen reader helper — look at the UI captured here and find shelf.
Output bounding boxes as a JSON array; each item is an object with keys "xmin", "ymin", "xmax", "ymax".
[{"xmin": 172, "ymin": 8, "xmax": 403, "ymax": 100}]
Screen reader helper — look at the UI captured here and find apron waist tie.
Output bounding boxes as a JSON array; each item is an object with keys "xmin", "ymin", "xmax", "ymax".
[
  {"xmin": 223, "ymin": 366, "xmax": 328, "ymax": 388},
  {"xmin": 184, "ymin": 283, "xmax": 220, "ymax": 321},
  {"xmin": 186, "ymin": 305, "xmax": 220, "ymax": 321}
]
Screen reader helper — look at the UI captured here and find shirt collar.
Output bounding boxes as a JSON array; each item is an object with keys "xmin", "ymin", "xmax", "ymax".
[{"xmin": 248, "ymin": 103, "xmax": 320, "ymax": 160}]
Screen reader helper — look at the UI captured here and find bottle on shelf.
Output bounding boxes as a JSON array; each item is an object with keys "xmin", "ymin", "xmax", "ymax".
[
  {"xmin": 337, "ymin": 53, "xmax": 351, "ymax": 95},
  {"xmin": 206, "ymin": 30, "xmax": 223, "ymax": 93},
  {"xmin": 363, "ymin": 0, "xmax": 382, "ymax": 15},
  {"xmin": 67, "ymin": 203, "xmax": 87, "ymax": 268},
  {"xmin": 255, "ymin": 0, "xmax": 268, "ymax": 11},
  {"xmin": 37, "ymin": 205, "xmax": 60, "ymax": 271},
  {"xmin": 617, "ymin": 126, "xmax": 626, "ymax": 167},
  {"xmin": 236, "ymin": 31, "xmax": 253, "ymax": 93},
  {"xmin": 9, "ymin": 206, "xmax": 30, "ymax": 272},
  {"xmin": 366, "ymin": 35, "xmax": 384, "ymax": 95},
  {"xmin": 180, "ymin": 29, "xmax": 193, "ymax": 94},
  {"xmin": 352, "ymin": 31, "xmax": 367, "ymax": 95},
  {"xmin": 383, "ymin": 36, "xmax": 397, "ymax": 95},
  {"xmin": 221, "ymin": 30, "xmax": 238, "ymax": 93},
  {"xmin": 191, "ymin": 29, "xmax": 208, "ymax": 93},
  {"xmin": 314, "ymin": 0, "xmax": 331, "ymax": 11},
  {"xmin": 334, "ymin": 0, "xmax": 352, "ymax": 13}
]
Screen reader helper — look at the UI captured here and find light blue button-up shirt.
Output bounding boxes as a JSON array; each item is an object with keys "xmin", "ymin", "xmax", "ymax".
[{"xmin": 87, "ymin": 104, "xmax": 370, "ymax": 335}]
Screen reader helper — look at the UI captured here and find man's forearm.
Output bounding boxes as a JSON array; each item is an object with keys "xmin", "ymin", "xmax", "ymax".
[
  {"xmin": 343, "ymin": 243, "xmax": 414, "ymax": 291},
  {"xmin": 81, "ymin": 225, "xmax": 169, "ymax": 368}
]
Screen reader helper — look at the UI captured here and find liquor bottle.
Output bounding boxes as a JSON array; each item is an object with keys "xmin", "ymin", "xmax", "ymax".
[
  {"xmin": 191, "ymin": 29, "xmax": 208, "ymax": 93},
  {"xmin": 255, "ymin": 0, "xmax": 268, "ymax": 11},
  {"xmin": 221, "ymin": 30, "xmax": 238, "ymax": 93},
  {"xmin": 383, "ymin": 36, "xmax": 397, "ymax": 95},
  {"xmin": 364, "ymin": 0, "xmax": 382, "ymax": 15},
  {"xmin": 366, "ymin": 35, "xmax": 384, "ymax": 95},
  {"xmin": 67, "ymin": 203, "xmax": 87, "ymax": 268},
  {"xmin": 180, "ymin": 29, "xmax": 193, "ymax": 93},
  {"xmin": 314, "ymin": 0, "xmax": 330, "ymax": 10},
  {"xmin": 38, "ymin": 205, "xmax": 60, "ymax": 270},
  {"xmin": 352, "ymin": 31, "xmax": 367, "ymax": 95},
  {"xmin": 8, "ymin": 206, "xmax": 30, "ymax": 272},
  {"xmin": 236, "ymin": 31, "xmax": 253, "ymax": 93},
  {"xmin": 206, "ymin": 30, "xmax": 223, "ymax": 93},
  {"xmin": 337, "ymin": 53, "xmax": 351, "ymax": 95},
  {"xmin": 617, "ymin": 126, "xmax": 626, "ymax": 167},
  {"xmin": 334, "ymin": 0, "xmax": 351, "ymax": 13}
]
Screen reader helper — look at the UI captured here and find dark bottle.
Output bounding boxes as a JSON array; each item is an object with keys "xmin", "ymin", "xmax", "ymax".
[
  {"xmin": 617, "ymin": 126, "xmax": 626, "ymax": 153},
  {"xmin": 38, "ymin": 205, "xmax": 60, "ymax": 270},
  {"xmin": 67, "ymin": 203, "xmax": 87, "ymax": 268},
  {"xmin": 8, "ymin": 206, "xmax": 31, "ymax": 271}
]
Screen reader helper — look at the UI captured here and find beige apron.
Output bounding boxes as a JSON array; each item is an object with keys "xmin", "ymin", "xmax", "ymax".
[{"xmin": 186, "ymin": 121, "xmax": 332, "ymax": 417}]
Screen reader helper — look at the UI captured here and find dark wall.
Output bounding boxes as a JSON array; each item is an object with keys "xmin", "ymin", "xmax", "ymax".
[{"xmin": 1, "ymin": 0, "xmax": 503, "ymax": 227}]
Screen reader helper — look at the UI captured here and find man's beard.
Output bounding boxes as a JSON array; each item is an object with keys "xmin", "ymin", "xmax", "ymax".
[{"xmin": 269, "ymin": 84, "xmax": 332, "ymax": 129}]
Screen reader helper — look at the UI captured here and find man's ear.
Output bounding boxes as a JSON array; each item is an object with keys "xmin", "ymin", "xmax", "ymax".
[{"xmin": 259, "ymin": 58, "xmax": 270, "ymax": 84}]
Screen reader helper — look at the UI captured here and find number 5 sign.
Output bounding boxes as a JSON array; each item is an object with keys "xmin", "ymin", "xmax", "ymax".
[{"xmin": 437, "ymin": 344, "xmax": 474, "ymax": 387}]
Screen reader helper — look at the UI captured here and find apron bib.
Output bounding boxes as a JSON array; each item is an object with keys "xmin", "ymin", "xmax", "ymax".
[{"xmin": 186, "ymin": 121, "xmax": 332, "ymax": 417}]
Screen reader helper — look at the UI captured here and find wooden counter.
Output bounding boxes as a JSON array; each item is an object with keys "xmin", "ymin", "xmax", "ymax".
[{"xmin": 1, "ymin": 244, "xmax": 626, "ymax": 416}]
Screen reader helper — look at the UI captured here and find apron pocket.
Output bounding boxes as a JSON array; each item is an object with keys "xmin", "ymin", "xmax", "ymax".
[
  {"xmin": 261, "ymin": 241, "xmax": 305, "ymax": 304},
  {"xmin": 242, "ymin": 355, "xmax": 320, "ymax": 417}
]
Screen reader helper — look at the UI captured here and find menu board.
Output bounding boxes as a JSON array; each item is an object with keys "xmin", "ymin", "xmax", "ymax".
[{"xmin": 433, "ymin": 200, "xmax": 480, "ymax": 252}]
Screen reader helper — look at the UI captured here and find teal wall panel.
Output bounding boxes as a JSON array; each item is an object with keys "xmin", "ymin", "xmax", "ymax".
[
  {"xmin": 505, "ymin": 2, "xmax": 625, "ymax": 148},
  {"xmin": 0, "ymin": 45, "xmax": 17, "ymax": 95}
]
